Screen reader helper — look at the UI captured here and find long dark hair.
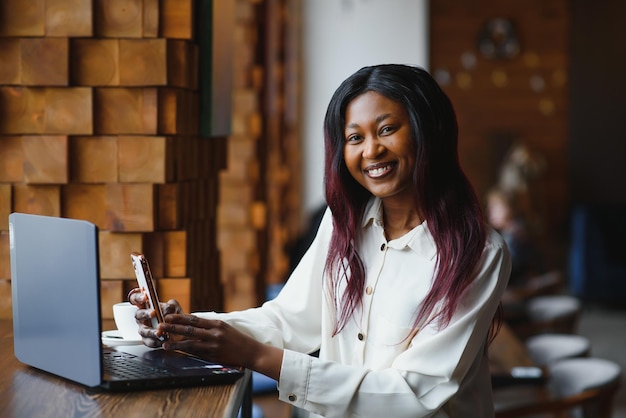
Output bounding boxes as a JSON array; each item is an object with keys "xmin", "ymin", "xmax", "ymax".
[{"xmin": 323, "ymin": 64, "xmax": 495, "ymax": 337}]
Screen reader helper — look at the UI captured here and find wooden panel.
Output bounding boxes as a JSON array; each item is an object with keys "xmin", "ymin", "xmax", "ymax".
[
  {"xmin": 158, "ymin": 278, "xmax": 191, "ymax": 313},
  {"xmin": 22, "ymin": 135, "xmax": 68, "ymax": 184},
  {"xmin": 63, "ymin": 184, "xmax": 107, "ymax": 228},
  {"xmin": 143, "ymin": 0, "xmax": 160, "ymax": 38},
  {"xmin": 21, "ymin": 38, "xmax": 69, "ymax": 86},
  {"xmin": 42, "ymin": 87, "xmax": 92, "ymax": 134},
  {"xmin": 0, "ymin": 185, "xmax": 10, "ymax": 231},
  {"xmin": 93, "ymin": 88, "xmax": 157, "ymax": 134},
  {"xmin": 98, "ymin": 231, "xmax": 143, "ymax": 279},
  {"xmin": 100, "ymin": 280, "xmax": 124, "ymax": 319},
  {"xmin": 157, "ymin": 88, "xmax": 197, "ymax": 135},
  {"xmin": 94, "ymin": 0, "xmax": 143, "ymax": 38},
  {"xmin": 0, "ymin": 0, "xmax": 45, "ymax": 36},
  {"xmin": 142, "ymin": 230, "xmax": 186, "ymax": 278},
  {"xmin": 156, "ymin": 183, "xmax": 180, "ymax": 230},
  {"xmin": 0, "ymin": 279, "xmax": 11, "ymax": 318},
  {"xmin": 119, "ymin": 39, "xmax": 167, "ymax": 86},
  {"xmin": 0, "ymin": 38, "xmax": 21, "ymax": 84},
  {"xmin": 160, "ymin": 0, "xmax": 194, "ymax": 40},
  {"xmin": 0, "ymin": 230, "xmax": 9, "ymax": 275},
  {"xmin": 166, "ymin": 40, "xmax": 193, "ymax": 88},
  {"xmin": 0, "ymin": 87, "xmax": 92, "ymax": 135},
  {"xmin": 117, "ymin": 136, "xmax": 171, "ymax": 183},
  {"xmin": 12, "ymin": 184, "xmax": 60, "ymax": 217},
  {"xmin": 70, "ymin": 136, "xmax": 118, "ymax": 183},
  {"xmin": 46, "ymin": 0, "xmax": 93, "ymax": 37},
  {"xmin": 71, "ymin": 39, "xmax": 120, "ymax": 86},
  {"xmin": 0, "ymin": 136, "xmax": 24, "ymax": 182},
  {"xmin": 104, "ymin": 183, "xmax": 154, "ymax": 232}
]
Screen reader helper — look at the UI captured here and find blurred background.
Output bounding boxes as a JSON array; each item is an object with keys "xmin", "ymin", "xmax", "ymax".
[{"xmin": 1, "ymin": 0, "xmax": 625, "ymax": 416}]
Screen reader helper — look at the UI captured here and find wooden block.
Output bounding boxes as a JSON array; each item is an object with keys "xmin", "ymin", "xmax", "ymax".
[
  {"xmin": 44, "ymin": 88, "xmax": 93, "ymax": 134},
  {"xmin": 1, "ymin": 87, "xmax": 93, "ymax": 135},
  {"xmin": 0, "ymin": 185, "xmax": 10, "ymax": 231},
  {"xmin": 143, "ymin": 0, "xmax": 159, "ymax": 38},
  {"xmin": 217, "ymin": 229, "xmax": 256, "ymax": 252},
  {"xmin": 98, "ymin": 231, "xmax": 143, "ymax": 279},
  {"xmin": 46, "ymin": 0, "xmax": 93, "ymax": 36},
  {"xmin": 166, "ymin": 40, "xmax": 191, "ymax": 88},
  {"xmin": 189, "ymin": 43, "xmax": 199, "ymax": 90},
  {"xmin": 0, "ymin": 38, "xmax": 21, "ymax": 84},
  {"xmin": 218, "ymin": 203, "xmax": 249, "ymax": 227},
  {"xmin": 12, "ymin": 184, "xmax": 61, "ymax": 217},
  {"xmin": 162, "ymin": 230, "xmax": 186, "ymax": 277},
  {"xmin": 0, "ymin": 136, "xmax": 24, "ymax": 182},
  {"xmin": 0, "ymin": 279, "xmax": 11, "ymax": 318},
  {"xmin": 161, "ymin": 0, "xmax": 194, "ymax": 39},
  {"xmin": 0, "ymin": 87, "xmax": 45, "ymax": 134},
  {"xmin": 142, "ymin": 230, "xmax": 186, "ymax": 278},
  {"xmin": 105, "ymin": 183, "xmax": 154, "ymax": 232},
  {"xmin": 119, "ymin": 39, "xmax": 167, "ymax": 86},
  {"xmin": 69, "ymin": 136, "xmax": 118, "ymax": 183},
  {"xmin": 118, "ymin": 136, "xmax": 171, "ymax": 183},
  {"xmin": 157, "ymin": 278, "xmax": 191, "ymax": 313},
  {"xmin": 94, "ymin": 88, "xmax": 157, "ymax": 135},
  {"xmin": 22, "ymin": 135, "xmax": 68, "ymax": 184},
  {"xmin": 0, "ymin": 0, "xmax": 45, "ymax": 36},
  {"xmin": 100, "ymin": 280, "xmax": 124, "ymax": 319},
  {"xmin": 21, "ymin": 37, "xmax": 68, "ymax": 85},
  {"xmin": 156, "ymin": 183, "xmax": 180, "ymax": 230},
  {"xmin": 63, "ymin": 184, "xmax": 107, "ymax": 228},
  {"xmin": 0, "ymin": 232, "xmax": 9, "ymax": 279},
  {"xmin": 71, "ymin": 39, "xmax": 119, "ymax": 86},
  {"xmin": 158, "ymin": 88, "xmax": 196, "ymax": 135},
  {"xmin": 94, "ymin": 0, "xmax": 143, "ymax": 38}
]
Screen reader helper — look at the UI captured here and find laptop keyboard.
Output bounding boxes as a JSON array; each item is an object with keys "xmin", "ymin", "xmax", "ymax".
[{"xmin": 104, "ymin": 351, "xmax": 173, "ymax": 380}]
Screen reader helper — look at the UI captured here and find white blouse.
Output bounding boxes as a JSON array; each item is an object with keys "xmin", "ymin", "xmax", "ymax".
[{"xmin": 195, "ymin": 198, "xmax": 511, "ymax": 418}]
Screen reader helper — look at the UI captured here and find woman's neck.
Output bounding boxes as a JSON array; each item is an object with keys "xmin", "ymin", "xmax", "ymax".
[{"xmin": 382, "ymin": 200, "xmax": 422, "ymax": 241}]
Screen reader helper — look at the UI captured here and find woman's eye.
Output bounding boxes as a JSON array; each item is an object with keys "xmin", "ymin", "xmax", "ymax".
[
  {"xmin": 380, "ymin": 125, "xmax": 395, "ymax": 135},
  {"xmin": 346, "ymin": 134, "xmax": 361, "ymax": 142}
]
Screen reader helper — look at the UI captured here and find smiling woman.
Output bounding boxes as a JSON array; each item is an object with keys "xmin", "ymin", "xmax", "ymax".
[{"xmin": 131, "ymin": 64, "xmax": 511, "ymax": 418}]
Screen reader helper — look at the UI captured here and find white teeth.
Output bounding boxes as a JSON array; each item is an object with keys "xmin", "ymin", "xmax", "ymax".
[{"xmin": 367, "ymin": 165, "xmax": 390, "ymax": 177}]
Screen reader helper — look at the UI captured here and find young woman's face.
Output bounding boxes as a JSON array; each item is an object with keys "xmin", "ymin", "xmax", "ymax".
[{"xmin": 343, "ymin": 91, "xmax": 416, "ymax": 202}]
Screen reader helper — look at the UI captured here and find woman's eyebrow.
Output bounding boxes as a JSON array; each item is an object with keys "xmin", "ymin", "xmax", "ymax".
[{"xmin": 345, "ymin": 113, "xmax": 392, "ymax": 130}]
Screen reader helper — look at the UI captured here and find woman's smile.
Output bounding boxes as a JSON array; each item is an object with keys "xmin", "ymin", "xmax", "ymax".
[{"xmin": 364, "ymin": 162, "xmax": 396, "ymax": 178}]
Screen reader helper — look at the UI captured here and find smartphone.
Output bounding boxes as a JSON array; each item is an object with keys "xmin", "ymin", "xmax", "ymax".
[{"xmin": 130, "ymin": 252, "xmax": 167, "ymax": 340}]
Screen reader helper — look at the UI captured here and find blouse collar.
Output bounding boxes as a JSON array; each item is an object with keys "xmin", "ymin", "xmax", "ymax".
[{"xmin": 362, "ymin": 197, "xmax": 437, "ymax": 260}]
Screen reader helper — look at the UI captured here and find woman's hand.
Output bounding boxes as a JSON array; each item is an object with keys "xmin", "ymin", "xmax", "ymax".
[
  {"xmin": 160, "ymin": 314, "xmax": 283, "ymax": 380},
  {"xmin": 128, "ymin": 288, "xmax": 184, "ymax": 348}
]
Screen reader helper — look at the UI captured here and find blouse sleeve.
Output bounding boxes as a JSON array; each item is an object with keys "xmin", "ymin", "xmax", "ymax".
[
  {"xmin": 277, "ymin": 229, "xmax": 511, "ymax": 418},
  {"xmin": 193, "ymin": 207, "xmax": 334, "ymax": 354}
]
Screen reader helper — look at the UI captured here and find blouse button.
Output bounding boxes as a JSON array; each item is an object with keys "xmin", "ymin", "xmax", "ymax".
[
  {"xmin": 288, "ymin": 393, "xmax": 297, "ymax": 402},
  {"xmin": 357, "ymin": 332, "xmax": 365, "ymax": 341},
  {"xmin": 380, "ymin": 243, "xmax": 386, "ymax": 251},
  {"xmin": 365, "ymin": 286, "xmax": 373, "ymax": 295}
]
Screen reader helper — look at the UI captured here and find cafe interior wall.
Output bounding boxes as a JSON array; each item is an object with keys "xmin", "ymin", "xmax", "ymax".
[{"xmin": 0, "ymin": 0, "xmax": 302, "ymax": 319}]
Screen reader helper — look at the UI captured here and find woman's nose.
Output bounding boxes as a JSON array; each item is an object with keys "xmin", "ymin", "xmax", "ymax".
[{"xmin": 362, "ymin": 137, "xmax": 384, "ymax": 159}]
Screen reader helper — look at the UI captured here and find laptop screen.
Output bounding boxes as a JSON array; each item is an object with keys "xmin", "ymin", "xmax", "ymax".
[{"xmin": 9, "ymin": 213, "xmax": 103, "ymax": 387}]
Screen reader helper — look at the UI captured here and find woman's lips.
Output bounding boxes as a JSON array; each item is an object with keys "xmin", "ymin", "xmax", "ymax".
[{"xmin": 364, "ymin": 162, "xmax": 395, "ymax": 178}]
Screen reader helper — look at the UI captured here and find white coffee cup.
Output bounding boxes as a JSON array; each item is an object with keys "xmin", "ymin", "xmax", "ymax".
[{"xmin": 113, "ymin": 302, "xmax": 140, "ymax": 340}]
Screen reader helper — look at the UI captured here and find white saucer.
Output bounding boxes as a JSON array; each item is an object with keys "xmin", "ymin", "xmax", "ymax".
[{"xmin": 101, "ymin": 330, "xmax": 143, "ymax": 346}]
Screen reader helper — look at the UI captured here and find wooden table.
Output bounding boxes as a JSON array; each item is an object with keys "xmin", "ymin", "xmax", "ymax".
[{"xmin": 0, "ymin": 319, "xmax": 252, "ymax": 418}]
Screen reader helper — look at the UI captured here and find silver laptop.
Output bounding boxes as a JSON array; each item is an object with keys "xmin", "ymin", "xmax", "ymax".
[{"xmin": 9, "ymin": 212, "xmax": 244, "ymax": 391}]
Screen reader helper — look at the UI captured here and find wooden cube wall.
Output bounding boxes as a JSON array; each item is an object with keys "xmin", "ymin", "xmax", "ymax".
[
  {"xmin": 217, "ymin": 0, "xmax": 302, "ymax": 312},
  {"xmin": 0, "ymin": 0, "xmax": 216, "ymax": 320},
  {"xmin": 0, "ymin": 0, "xmax": 303, "ymax": 321}
]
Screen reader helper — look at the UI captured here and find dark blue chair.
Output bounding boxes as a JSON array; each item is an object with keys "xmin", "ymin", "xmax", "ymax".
[{"xmin": 568, "ymin": 205, "xmax": 626, "ymax": 305}]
